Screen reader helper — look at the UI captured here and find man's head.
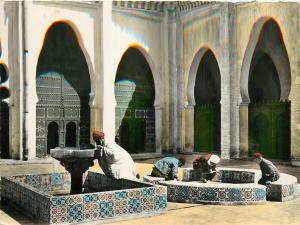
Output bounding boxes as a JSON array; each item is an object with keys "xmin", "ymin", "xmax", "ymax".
[
  {"xmin": 178, "ymin": 157, "xmax": 186, "ymax": 167},
  {"xmin": 92, "ymin": 131, "xmax": 105, "ymax": 145},
  {"xmin": 253, "ymin": 152, "xmax": 263, "ymax": 163},
  {"xmin": 192, "ymin": 156, "xmax": 201, "ymax": 169},
  {"xmin": 207, "ymin": 154, "xmax": 220, "ymax": 166}
]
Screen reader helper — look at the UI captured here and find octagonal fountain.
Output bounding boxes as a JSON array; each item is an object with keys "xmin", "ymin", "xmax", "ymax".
[
  {"xmin": 1, "ymin": 148, "xmax": 167, "ymax": 224},
  {"xmin": 144, "ymin": 167, "xmax": 297, "ymax": 205}
]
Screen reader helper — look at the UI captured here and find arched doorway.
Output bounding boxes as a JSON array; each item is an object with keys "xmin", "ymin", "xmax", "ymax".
[
  {"xmin": 194, "ymin": 49, "xmax": 221, "ymax": 153},
  {"xmin": 36, "ymin": 22, "xmax": 91, "ymax": 157},
  {"xmin": 66, "ymin": 122, "xmax": 77, "ymax": 147},
  {"xmin": 47, "ymin": 122, "xmax": 59, "ymax": 154},
  {"xmin": 115, "ymin": 47, "xmax": 155, "ymax": 154},
  {"xmin": 248, "ymin": 19, "xmax": 291, "ymax": 159}
]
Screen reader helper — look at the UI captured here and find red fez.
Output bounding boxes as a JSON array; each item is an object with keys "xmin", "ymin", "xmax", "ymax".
[
  {"xmin": 254, "ymin": 152, "xmax": 262, "ymax": 158},
  {"xmin": 92, "ymin": 130, "xmax": 105, "ymax": 140}
]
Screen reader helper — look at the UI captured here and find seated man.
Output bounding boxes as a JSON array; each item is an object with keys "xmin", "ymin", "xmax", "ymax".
[
  {"xmin": 193, "ymin": 154, "xmax": 220, "ymax": 183},
  {"xmin": 254, "ymin": 152, "xmax": 280, "ymax": 185},
  {"xmin": 151, "ymin": 157, "xmax": 186, "ymax": 181},
  {"xmin": 92, "ymin": 130, "xmax": 138, "ymax": 180}
]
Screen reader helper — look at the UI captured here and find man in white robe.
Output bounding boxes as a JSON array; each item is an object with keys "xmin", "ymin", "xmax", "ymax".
[{"xmin": 92, "ymin": 131, "xmax": 137, "ymax": 180}]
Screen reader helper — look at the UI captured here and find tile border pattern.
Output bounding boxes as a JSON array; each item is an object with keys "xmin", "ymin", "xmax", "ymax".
[{"xmin": 1, "ymin": 172, "xmax": 167, "ymax": 224}]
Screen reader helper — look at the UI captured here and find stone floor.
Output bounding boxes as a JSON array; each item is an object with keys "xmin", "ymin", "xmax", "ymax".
[{"xmin": 0, "ymin": 155, "xmax": 299, "ymax": 225}]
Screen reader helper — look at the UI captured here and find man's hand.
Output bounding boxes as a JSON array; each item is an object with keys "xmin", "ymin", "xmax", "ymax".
[{"xmin": 97, "ymin": 145, "xmax": 103, "ymax": 150}]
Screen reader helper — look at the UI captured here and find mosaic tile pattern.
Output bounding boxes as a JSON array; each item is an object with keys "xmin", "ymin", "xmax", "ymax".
[
  {"xmin": 221, "ymin": 170, "xmax": 256, "ymax": 183},
  {"xmin": 1, "ymin": 177, "xmax": 51, "ymax": 222},
  {"xmin": 177, "ymin": 168, "xmax": 297, "ymax": 204},
  {"xmin": 143, "ymin": 175, "xmax": 166, "ymax": 184},
  {"xmin": 9, "ymin": 172, "xmax": 71, "ymax": 193},
  {"xmin": 160, "ymin": 181, "xmax": 266, "ymax": 205},
  {"xmin": 182, "ymin": 168, "xmax": 257, "ymax": 183},
  {"xmin": 144, "ymin": 168, "xmax": 297, "ymax": 204},
  {"xmin": 266, "ymin": 173, "xmax": 298, "ymax": 201},
  {"xmin": 1, "ymin": 172, "xmax": 167, "ymax": 224}
]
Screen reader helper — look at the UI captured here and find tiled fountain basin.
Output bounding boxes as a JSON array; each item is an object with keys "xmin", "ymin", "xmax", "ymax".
[
  {"xmin": 144, "ymin": 167, "xmax": 298, "ymax": 204},
  {"xmin": 159, "ymin": 180, "xmax": 266, "ymax": 205},
  {"xmin": 1, "ymin": 172, "xmax": 167, "ymax": 224},
  {"xmin": 182, "ymin": 167, "xmax": 297, "ymax": 202}
]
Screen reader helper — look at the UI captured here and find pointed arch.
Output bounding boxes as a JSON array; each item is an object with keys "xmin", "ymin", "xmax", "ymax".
[
  {"xmin": 114, "ymin": 46, "xmax": 156, "ymax": 153},
  {"xmin": 240, "ymin": 17, "xmax": 291, "ymax": 103},
  {"xmin": 187, "ymin": 48, "xmax": 221, "ymax": 106},
  {"xmin": 114, "ymin": 44, "xmax": 161, "ymax": 108},
  {"xmin": 189, "ymin": 48, "xmax": 221, "ymax": 153},
  {"xmin": 187, "ymin": 47, "xmax": 210, "ymax": 106},
  {"xmin": 37, "ymin": 20, "xmax": 95, "ymax": 106},
  {"xmin": 36, "ymin": 21, "xmax": 92, "ymax": 156},
  {"xmin": 245, "ymin": 17, "xmax": 291, "ymax": 160}
]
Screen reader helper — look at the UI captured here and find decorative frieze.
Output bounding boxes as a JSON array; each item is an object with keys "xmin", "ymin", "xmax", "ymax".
[{"xmin": 112, "ymin": 1, "xmax": 216, "ymax": 12}]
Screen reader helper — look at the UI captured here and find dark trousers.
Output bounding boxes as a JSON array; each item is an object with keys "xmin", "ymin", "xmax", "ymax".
[
  {"xmin": 151, "ymin": 167, "xmax": 174, "ymax": 180},
  {"xmin": 258, "ymin": 175, "xmax": 279, "ymax": 185},
  {"xmin": 201, "ymin": 172, "xmax": 216, "ymax": 181}
]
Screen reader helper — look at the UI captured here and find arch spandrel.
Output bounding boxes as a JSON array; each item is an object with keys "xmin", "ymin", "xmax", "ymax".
[
  {"xmin": 240, "ymin": 17, "xmax": 291, "ymax": 103},
  {"xmin": 187, "ymin": 47, "xmax": 221, "ymax": 107},
  {"xmin": 113, "ymin": 44, "xmax": 162, "ymax": 108}
]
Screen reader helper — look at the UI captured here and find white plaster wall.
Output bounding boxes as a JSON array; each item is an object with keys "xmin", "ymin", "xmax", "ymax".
[
  {"xmin": 180, "ymin": 4, "xmax": 232, "ymax": 158},
  {"xmin": 108, "ymin": 8, "xmax": 165, "ymax": 152},
  {"xmin": 24, "ymin": 1, "xmax": 100, "ymax": 159},
  {"xmin": 2, "ymin": 1, "xmax": 298, "ymax": 161}
]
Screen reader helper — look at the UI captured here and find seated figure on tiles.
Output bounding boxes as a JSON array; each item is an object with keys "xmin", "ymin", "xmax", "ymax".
[
  {"xmin": 253, "ymin": 152, "xmax": 280, "ymax": 185},
  {"xmin": 151, "ymin": 157, "xmax": 186, "ymax": 181},
  {"xmin": 92, "ymin": 130, "xmax": 139, "ymax": 180},
  {"xmin": 193, "ymin": 154, "xmax": 220, "ymax": 183}
]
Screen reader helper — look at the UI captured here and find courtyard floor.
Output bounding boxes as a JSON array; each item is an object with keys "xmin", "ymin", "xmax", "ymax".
[{"xmin": 0, "ymin": 155, "xmax": 299, "ymax": 225}]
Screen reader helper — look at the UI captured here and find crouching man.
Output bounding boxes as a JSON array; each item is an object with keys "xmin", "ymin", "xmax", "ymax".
[
  {"xmin": 92, "ymin": 130, "xmax": 138, "ymax": 180},
  {"xmin": 193, "ymin": 154, "xmax": 220, "ymax": 183},
  {"xmin": 254, "ymin": 152, "xmax": 280, "ymax": 185},
  {"xmin": 151, "ymin": 157, "xmax": 186, "ymax": 181}
]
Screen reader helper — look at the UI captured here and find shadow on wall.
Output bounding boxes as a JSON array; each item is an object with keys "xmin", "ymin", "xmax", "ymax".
[
  {"xmin": 115, "ymin": 47, "xmax": 155, "ymax": 154},
  {"xmin": 0, "ymin": 101, "xmax": 9, "ymax": 158},
  {"xmin": 194, "ymin": 49, "xmax": 221, "ymax": 153},
  {"xmin": 248, "ymin": 19, "xmax": 291, "ymax": 160},
  {"xmin": 36, "ymin": 22, "xmax": 91, "ymax": 156}
]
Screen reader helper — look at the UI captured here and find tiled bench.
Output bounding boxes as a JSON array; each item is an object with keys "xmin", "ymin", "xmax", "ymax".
[
  {"xmin": 143, "ymin": 175, "xmax": 165, "ymax": 185},
  {"xmin": 182, "ymin": 167, "xmax": 259, "ymax": 183},
  {"xmin": 159, "ymin": 180, "xmax": 266, "ymax": 205},
  {"xmin": 183, "ymin": 167, "xmax": 298, "ymax": 202},
  {"xmin": 266, "ymin": 173, "xmax": 298, "ymax": 201},
  {"xmin": 143, "ymin": 167, "xmax": 298, "ymax": 204}
]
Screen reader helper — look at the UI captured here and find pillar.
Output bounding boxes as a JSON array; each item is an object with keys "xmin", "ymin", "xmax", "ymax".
[{"xmin": 239, "ymin": 103, "xmax": 249, "ymax": 159}]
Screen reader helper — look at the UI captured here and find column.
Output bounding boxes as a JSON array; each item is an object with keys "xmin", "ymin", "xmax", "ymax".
[
  {"xmin": 228, "ymin": 3, "xmax": 239, "ymax": 159},
  {"xmin": 176, "ymin": 8, "xmax": 184, "ymax": 152},
  {"xmin": 101, "ymin": 1, "xmax": 115, "ymax": 143},
  {"xmin": 291, "ymin": 96, "xmax": 300, "ymax": 166},
  {"xmin": 6, "ymin": 2, "xmax": 22, "ymax": 159},
  {"xmin": 155, "ymin": 104, "xmax": 162, "ymax": 153},
  {"xmin": 167, "ymin": 2, "xmax": 177, "ymax": 153},
  {"xmin": 184, "ymin": 104, "xmax": 194, "ymax": 153},
  {"xmin": 239, "ymin": 103, "xmax": 249, "ymax": 159},
  {"xmin": 23, "ymin": 1, "xmax": 38, "ymax": 160},
  {"xmin": 219, "ymin": 3, "xmax": 231, "ymax": 159}
]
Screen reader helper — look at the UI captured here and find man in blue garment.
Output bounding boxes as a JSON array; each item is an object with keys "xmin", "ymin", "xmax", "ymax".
[{"xmin": 151, "ymin": 157, "xmax": 186, "ymax": 180}]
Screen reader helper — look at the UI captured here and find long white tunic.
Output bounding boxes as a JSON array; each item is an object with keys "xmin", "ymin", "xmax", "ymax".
[{"xmin": 97, "ymin": 141, "xmax": 137, "ymax": 180}]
